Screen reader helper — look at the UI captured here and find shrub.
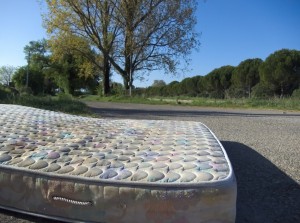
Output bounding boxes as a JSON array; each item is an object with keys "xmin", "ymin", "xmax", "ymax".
[
  {"xmin": 17, "ymin": 86, "xmax": 33, "ymax": 96},
  {"xmin": 57, "ymin": 92, "xmax": 73, "ymax": 100},
  {"xmin": 251, "ymin": 83, "xmax": 274, "ymax": 99},
  {"xmin": 0, "ymin": 85, "xmax": 9, "ymax": 101},
  {"xmin": 291, "ymin": 88, "xmax": 300, "ymax": 99}
]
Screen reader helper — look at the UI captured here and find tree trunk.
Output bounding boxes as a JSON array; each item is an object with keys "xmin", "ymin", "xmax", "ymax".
[
  {"xmin": 123, "ymin": 75, "xmax": 130, "ymax": 93},
  {"xmin": 102, "ymin": 57, "xmax": 111, "ymax": 96},
  {"xmin": 122, "ymin": 74, "xmax": 135, "ymax": 96},
  {"xmin": 248, "ymin": 85, "xmax": 251, "ymax": 98}
]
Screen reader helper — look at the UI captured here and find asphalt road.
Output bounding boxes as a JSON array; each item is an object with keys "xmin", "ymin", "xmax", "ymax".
[{"xmin": 1, "ymin": 102, "xmax": 300, "ymax": 223}]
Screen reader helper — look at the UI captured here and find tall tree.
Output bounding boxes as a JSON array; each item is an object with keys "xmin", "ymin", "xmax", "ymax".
[
  {"xmin": 259, "ymin": 49, "xmax": 300, "ymax": 97},
  {"xmin": 13, "ymin": 40, "xmax": 54, "ymax": 94},
  {"xmin": 232, "ymin": 58, "xmax": 263, "ymax": 98},
  {"xmin": 115, "ymin": 0, "xmax": 199, "ymax": 91},
  {"xmin": 48, "ymin": 34, "xmax": 102, "ymax": 94},
  {"xmin": 44, "ymin": 0, "xmax": 120, "ymax": 95},
  {"xmin": 206, "ymin": 66, "xmax": 235, "ymax": 98},
  {"xmin": 0, "ymin": 65, "xmax": 16, "ymax": 86},
  {"xmin": 24, "ymin": 39, "xmax": 50, "ymax": 73},
  {"xmin": 43, "ymin": 0, "xmax": 199, "ymax": 95},
  {"xmin": 152, "ymin": 80, "xmax": 166, "ymax": 87},
  {"xmin": 13, "ymin": 66, "xmax": 46, "ymax": 95}
]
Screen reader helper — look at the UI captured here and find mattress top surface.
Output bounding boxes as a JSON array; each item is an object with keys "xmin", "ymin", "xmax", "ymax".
[{"xmin": 0, "ymin": 104, "xmax": 232, "ymax": 186}]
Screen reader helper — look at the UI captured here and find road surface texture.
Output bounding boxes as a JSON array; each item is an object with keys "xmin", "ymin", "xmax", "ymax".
[{"xmin": 1, "ymin": 102, "xmax": 299, "ymax": 223}]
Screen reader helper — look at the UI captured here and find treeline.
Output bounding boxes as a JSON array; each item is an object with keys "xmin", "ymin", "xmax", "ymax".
[
  {"xmin": 1, "ymin": 47, "xmax": 300, "ymax": 100},
  {"xmin": 0, "ymin": 39, "xmax": 100, "ymax": 96},
  {"xmin": 144, "ymin": 49, "xmax": 300, "ymax": 99}
]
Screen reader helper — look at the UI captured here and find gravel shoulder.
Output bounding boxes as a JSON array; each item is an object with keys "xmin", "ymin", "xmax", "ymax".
[{"xmin": 1, "ymin": 102, "xmax": 299, "ymax": 223}]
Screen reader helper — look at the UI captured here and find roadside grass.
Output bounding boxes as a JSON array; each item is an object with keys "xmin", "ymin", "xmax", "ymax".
[
  {"xmin": 190, "ymin": 97, "xmax": 300, "ymax": 110},
  {"xmin": 80, "ymin": 94, "xmax": 168, "ymax": 105},
  {"xmin": 1, "ymin": 86, "xmax": 299, "ymax": 114},
  {"xmin": 0, "ymin": 94, "xmax": 92, "ymax": 116},
  {"xmin": 81, "ymin": 95, "xmax": 300, "ymax": 111}
]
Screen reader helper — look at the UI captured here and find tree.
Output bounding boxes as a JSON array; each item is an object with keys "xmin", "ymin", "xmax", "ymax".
[
  {"xmin": 17, "ymin": 40, "xmax": 57, "ymax": 94},
  {"xmin": 0, "ymin": 65, "xmax": 16, "ymax": 86},
  {"xmin": 259, "ymin": 49, "xmax": 300, "ymax": 97},
  {"xmin": 48, "ymin": 35, "xmax": 102, "ymax": 95},
  {"xmin": 116, "ymin": 0, "xmax": 199, "ymax": 92},
  {"xmin": 44, "ymin": 0, "xmax": 120, "ymax": 95},
  {"xmin": 180, "ymin": 77, "xmax": 199, "ymax": 96},
  {"xmin": 165, "ymin": 81, "xmax": 180, "ymax": 96},
  {"xmin": 44, "ymin": 0, "xmax": 199, "ymax": 95},
  {"xmin": 232, "ymin": 58, "xmax": 263, "ymax": 98},
  {"xmin": 24, "ymin": 39, "xmax": 49, "ymax": 70},
  {"xmin": 13, "ymin": 66, "xmax": 46, "ymax": 95},
  {"xmin": 152, "ymin": 80, "xmax": 166, "ymax": 87},
  {"xmin": 49, "ymin": 53, "xmax": 99, "ymax": 95},
  {"xmin": 206, "ymin": 66, "xmax": 235, "ymax": 98}
]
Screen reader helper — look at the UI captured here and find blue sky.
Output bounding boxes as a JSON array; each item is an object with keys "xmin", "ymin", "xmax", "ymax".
[{"xmin": 0, "ymin": 0, "xmax": 300, "ymax": 87}]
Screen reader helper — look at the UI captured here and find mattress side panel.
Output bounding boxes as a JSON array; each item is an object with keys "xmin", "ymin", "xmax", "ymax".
[{"xmin": 0, "ymin": 169, "xmax": 236, "ymax": 223}]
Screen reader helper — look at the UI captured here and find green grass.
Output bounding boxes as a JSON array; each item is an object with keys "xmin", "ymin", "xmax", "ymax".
[
  {"xmin": 1, "ymin": 87, "xmax": 299, "ymax": 115},
  {"xmin": 80, "ymin": 95, "xmax": 169, "ymax": 105},
  {"xmin": 190, "ymin": 97, "xmax": 300, "ymax": 110},
  {"xmin": 1, "ymin": 94, "xmax": 92, "ymax": 116},
  {"xmin": 81, "ymin": 95, "xmax": 300, "ymax": 111}
]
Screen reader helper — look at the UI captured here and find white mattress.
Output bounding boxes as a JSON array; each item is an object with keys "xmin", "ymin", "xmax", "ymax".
[{"xmin": 0, "ymin": 104, "xmax": 236, "ymax": 223}]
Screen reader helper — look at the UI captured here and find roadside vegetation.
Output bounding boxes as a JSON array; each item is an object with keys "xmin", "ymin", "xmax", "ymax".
[
  {"xmin": 81, "ymin": 94, "xmax": 300, "ymax": 111},
  {"xmin": 0, "ymin": 1, "xmax": 299, "ymax": 113},
  {"xmin": 1, "ymin": 48, "xmax": 300, "ymax": 113},
  {"xmin": 0, "ymin": 86, "xmax": 91, "ymax": 115}
]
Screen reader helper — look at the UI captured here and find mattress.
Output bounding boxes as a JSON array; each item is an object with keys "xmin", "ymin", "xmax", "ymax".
[{"xmin": 0, "ymin": 104, "xmax": 236, "ymax": 223}]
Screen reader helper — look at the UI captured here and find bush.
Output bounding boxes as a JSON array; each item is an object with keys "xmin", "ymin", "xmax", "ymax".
[
  {"xmin": 0, "ymin": 85, "xmax": 10, "ymax": 101},
  {"xmin": 0, "ymin": 85, "xmax": 18, "ymax": 101},
  {"xmin": 251, "ymin": 83, "xmax": 274, "ymax": 99},
  {"xmin": 57, "ymin": 92, "xmax": 73, "ymax": 100},
  {"xmin": 227, "ymin": 87, "xmax": 247, "ymax": 98},
  {"xmin": 18, "ymin": 86, "xmax": 33, "ymax": 96},
  {"xmin": 291, "ymin": 88, "xmax": 300, "ymax": 98},
  {"xmin": 12, "ymin": 95, "xmax": 90, "ymax": 115}
]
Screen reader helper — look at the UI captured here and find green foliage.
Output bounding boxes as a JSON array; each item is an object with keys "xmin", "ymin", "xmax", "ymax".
[
  {"xmin": 259, "ymin": 49, "xmax": 300, "ymax": 97},
  {"xmin": 48, "ymin": 36, "xmax": 102, "ymax": 95},
  {"xmin": 145, "ymin": 76, "xmax": 209, "ymax": 98},
  {"xmin": 44, "ymin": 0, "xmax": 199, "ymax": 93},
  {"xmin": 144, "ymin": 49, "xmax": 299, "ymax": 101},
  {"xmin": 96, "ymin": 84, "xmax": 104, "ymax": 97},
  {"xmin": 57, "ymin": 92, "xmax": 73, "ymax": 100},
  {"xmin": 12, "ymin": 66, "xmax": 46, "ymax": 95},
  {"xmin": 16, "ymin": 39, "xmax": 100, "ymax": 96},
  {"xmin": 251, "ymin": 83, "xmax": 274, "ymax": 99},
  {"xmin": 205, "ymin": 66, "xmax": 235, "ymax": 98},
  {"xmin": 13, "ymin": 40, "xmax": 57, "ymax": 95},
  {"xmin": 83, "ymin": 94, "xmax": 300, "ymax": 111},
  {"xmin": 6, "ymin": 95, "xmax": 90, "ymax": 115},
  {"xmin": 152, "ymin": 80, "xmax": 167, "ymax": 87},
  {"xmin": 232, "ymin": 58, "xmax": 262, "ymax": 98},
  {"xmin": 111, "ymin": 82, "xmax": 124, "ymax": 95},
  {"xmin": 292, "ymin": 88, "xmax": 300, "ymax": 98},
  {"xmin": 0, "ymin": 65, "xmax": 16, "ymax": 86},
  {"xmin": 0, "ymin": 84, "xmax": 11, "ymax": 101},
  {"xmin": 49, "ymin": 53, "xmax": 99, "ymax": 95}
]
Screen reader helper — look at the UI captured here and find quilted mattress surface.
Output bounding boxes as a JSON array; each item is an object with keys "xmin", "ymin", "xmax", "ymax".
[{"xmin": 0, "ymin": 104, "xmax": 236, "ymax": 223}]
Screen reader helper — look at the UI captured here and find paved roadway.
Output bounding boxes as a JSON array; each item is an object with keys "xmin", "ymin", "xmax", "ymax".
[{"xmin": 1, "ymin": 102, "xmax": 300, "ymax": 223}]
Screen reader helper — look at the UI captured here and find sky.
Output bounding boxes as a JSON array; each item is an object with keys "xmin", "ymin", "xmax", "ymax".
[{"xmin": 0, "ymin": 0, "xmax": 300, "ymax": 87}]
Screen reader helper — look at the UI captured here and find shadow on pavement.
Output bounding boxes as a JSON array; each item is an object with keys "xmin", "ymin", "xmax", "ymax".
[
  {"xmin": 0, "ymin": 209, "xmax": 62, "ymax": 223},
  {"xmin": 222, "ymin": 141, "xmax": 300, "ymax": 223}
]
